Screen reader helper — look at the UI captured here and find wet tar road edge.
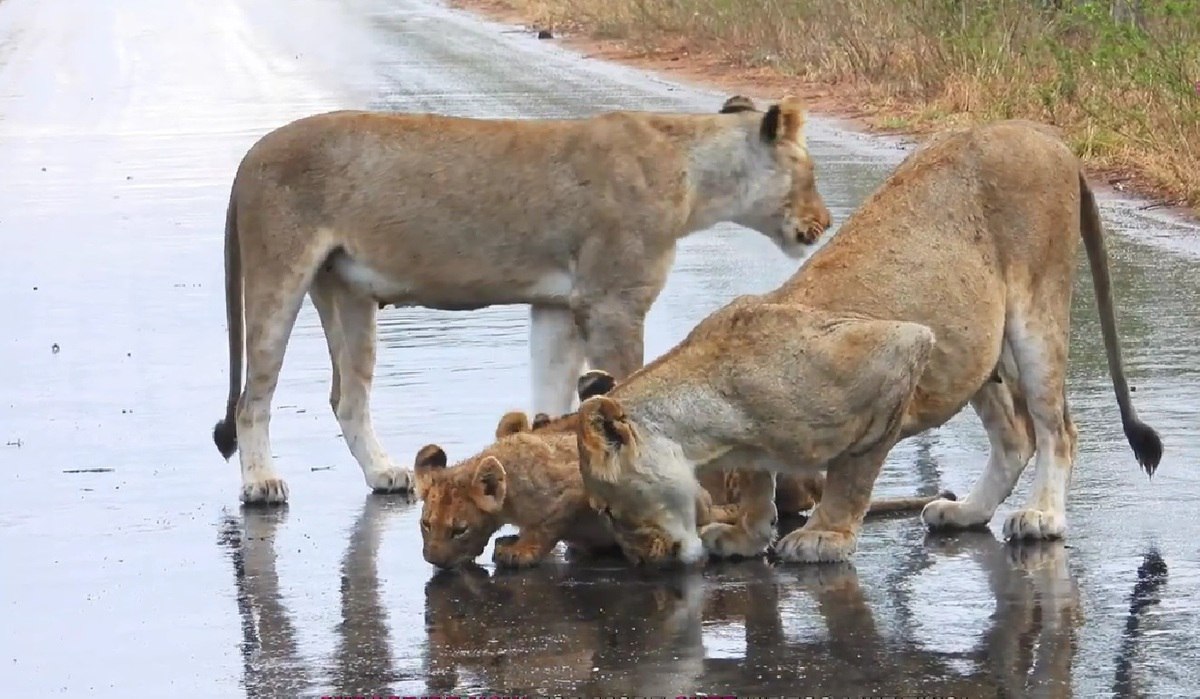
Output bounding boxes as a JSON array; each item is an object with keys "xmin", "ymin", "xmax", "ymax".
[{"xmin": 1, "ymin": 0, "xmax": 1199, "ymax": 696}]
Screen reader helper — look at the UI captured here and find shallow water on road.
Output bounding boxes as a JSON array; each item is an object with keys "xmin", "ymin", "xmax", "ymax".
[{"xmin": 2, "ymin": 0, "xmax": 1199, "ymax": 696}]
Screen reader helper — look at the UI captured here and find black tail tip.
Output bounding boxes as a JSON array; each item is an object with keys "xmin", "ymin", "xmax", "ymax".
[
  {"xmin": 213, "ymin": 419, "xmax": 238, "ymax": 460},
  {"xmin": 1125, "ymin": 419, "xmax": 1163, "ymax": 478},
  {"xmin": 937, "ymin": 489, "xmax": 958, "ymax": 502}
]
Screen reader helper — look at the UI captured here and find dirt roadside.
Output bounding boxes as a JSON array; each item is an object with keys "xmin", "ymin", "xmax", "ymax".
[{"xmin": 450, "ymin": 0, "xmax": 1197, "ymax": 223}]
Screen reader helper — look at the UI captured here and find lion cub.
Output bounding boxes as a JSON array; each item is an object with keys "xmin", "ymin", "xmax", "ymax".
[{"xmin": 414, "ymin": 371, "xmax": 737, "ymax": 568}]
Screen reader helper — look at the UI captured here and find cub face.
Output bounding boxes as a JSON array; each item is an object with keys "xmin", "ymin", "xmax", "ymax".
[{"xmin": 414, "ymin": 444, "xmax": 507, "ymax": 569}]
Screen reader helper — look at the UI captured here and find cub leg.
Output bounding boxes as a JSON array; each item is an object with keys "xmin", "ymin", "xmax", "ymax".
[
  {"xmin": 700, "ymin": 469, "xmax": 777, "ymax": 559},
  {"xmin": 529, "ymin": 305, "xmax": 586, "ymax": 416},
  {"xmin": 922, "ymin": 379, "xmax": 1035, "ymax": 531},
  {"xmin": 492, "ymin": 530, "xmax": 560, "ymax": 569},
  {"xmin": 329, "ymin": 282, "xmax": 411, "ymax": 493}
]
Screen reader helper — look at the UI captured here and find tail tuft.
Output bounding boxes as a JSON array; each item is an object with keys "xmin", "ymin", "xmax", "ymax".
[
  {"xmin": 1124, "ymin": 419, "xmax": 1163, "ymax": 478},
  {"xmin": 937, "ymin": 489, "xmax": 958, "ymax": 502},
  {"xmin": 213, "ymin": 419, "xmax": 238, "ymax": 460}
]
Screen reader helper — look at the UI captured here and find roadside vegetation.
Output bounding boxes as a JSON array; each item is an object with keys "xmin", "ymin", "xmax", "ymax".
[{"xmin": 490, "ymin": 0, "xmax": 1200, "ymax": 211}]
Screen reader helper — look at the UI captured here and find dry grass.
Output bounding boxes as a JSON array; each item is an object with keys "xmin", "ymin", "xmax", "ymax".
[{"xmin": 493, "ymin": 0, "xmax": 1200, "ymax": 211}]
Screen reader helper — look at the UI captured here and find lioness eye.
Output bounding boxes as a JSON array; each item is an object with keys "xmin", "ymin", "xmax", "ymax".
[{"xmin": 451, "ymin": 524, "xmax": 468, "ymax": 538}]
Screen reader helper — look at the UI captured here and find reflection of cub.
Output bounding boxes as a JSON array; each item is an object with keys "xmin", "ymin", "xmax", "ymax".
[
  {"xmin": 422, "ymin": 564, "xmax": 707, "ymax": 695},
  {"xmin": 416, "ymin": 369, "xmax": 952, "ymax": 568}
]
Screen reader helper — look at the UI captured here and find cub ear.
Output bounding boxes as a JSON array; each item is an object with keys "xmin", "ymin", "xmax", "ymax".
[
  {"xmin": 470, "ymin": 456, "xmax": 507, "ymax": 514},
  {"xmin": 413, "ymin": 444, "xmax": 447, "ymax": 499},
  {"xmin": 531, "ymin": 413, "xmax": 552, "ymax": 430},
  {"xmin": 495, "ymin": 411, "xmax": 531, "ymax": 440},
  {"xmin": 760, "ymin": 95, "xmax": 806, "ymax": 145},
  {"xmin": 719, "ymin": 95, "xmax": 757, "ymax": 114},
  {"xmin": 576, "ymin": 396, "xmax": 636, "ymax": 484},
  {"xmin": 577, "ymin": 369, "xmax": 617, "ymax": 402}
]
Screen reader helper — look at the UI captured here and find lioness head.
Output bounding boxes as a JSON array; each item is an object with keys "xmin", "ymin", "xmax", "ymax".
[
  {"xmin": 414, "ymin": 444, "xmax": 508, "ymax": 569},
  {"xmin": 575, "ymin": 396, "xmax": 705, "ymax": 567},
  {"xmin": 718, "ymin": 94, "xmax": 832, "ymax": 259}
]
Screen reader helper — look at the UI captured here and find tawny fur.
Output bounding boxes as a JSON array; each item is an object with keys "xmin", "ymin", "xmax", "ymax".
[
  {"xmin": 576, "ymin": 119, "xmax": 1162, "ymax": 566},
  {"xmin": 416, "ymin": 370, "xmax": 948, "ymax": 568},
  {"xmin": 209, "ymin": 95, "xmax": 833, "ymax": 506}
]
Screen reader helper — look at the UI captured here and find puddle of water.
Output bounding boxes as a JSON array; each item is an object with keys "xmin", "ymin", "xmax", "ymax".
[{"xmin": 1, "ymin": 0, "xmax": 1198, "ymax": 695}]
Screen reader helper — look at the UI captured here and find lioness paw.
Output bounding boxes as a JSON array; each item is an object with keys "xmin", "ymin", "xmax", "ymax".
[
  {"xmin": 921, "ymin": 498, "xmax": 992, "ymax": 531},
  {"xmin": 1003, "ymin": 508, "xmax": 1066, "ymax": 541},
  {"xmin": 700, "ymin": 522, "xmax": 771, "ymax": 559},
  {"xmin": 365, "ymin": 466, "xmax": 414, "ymax": 494},
  {"xmin": 241, "ymin": 477, "xmax": 289, "ymax": 506},
  {"xmin": 772, "ymin": 529, "xmax": 856, "ymax": 563}
]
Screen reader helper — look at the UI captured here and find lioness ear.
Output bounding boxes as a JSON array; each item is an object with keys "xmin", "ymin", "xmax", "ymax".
[
  {"xmin": 471, "ymin": 456, "xmax": 507, "ymax": 514},
  {"xmin": 761, "ymin": 95, "xmax": 806, "ymax": 144},
  {"xmin": 577, "ymin": 369, "xmax": 617, "ymax": 402},
  {"xmin": 576, "ymin": 396, "xmax": 636, "ymax": 484},
  {"xmin": 531, "ymin": 413, "xmax": 551, "ymax": 430},
  {"xmin": 413, "ymin": 444, "xmax": 447, "ymax": 499},
  {"xmin": 495, "ymin": 411, "xmax": 530, "ymax": 440},
  {"xmin": 719, "ymin": 95, "xmax": 757, "ymax": 114}
]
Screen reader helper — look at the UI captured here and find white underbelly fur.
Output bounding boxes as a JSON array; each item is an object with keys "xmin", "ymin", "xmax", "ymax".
[{"xmin": 328, "ymin": 254, "xmax": 574, "ymax": 307}]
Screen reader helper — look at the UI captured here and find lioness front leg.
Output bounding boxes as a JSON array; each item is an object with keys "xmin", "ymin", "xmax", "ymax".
[
  {"xmin": 774, "ymin": 445, "xmax": 890, "ymax": 564},
  {"xmin": 700, "ymin": 469, "xmax": 777, "ymax": 559},
  {"xmin": 326, "ymin": 282, "xmax": 411, "ymax": 493},
  {"xmin": 530, "ymin": 306, "xmax": 587, "ymax": 416},
  {"xmin": 576, "ymin": 303, "xmax": 646, "ymax": 382},
  {"xmin": 492, "ymin": 531, "xmax": 559, "ymax": 569}
]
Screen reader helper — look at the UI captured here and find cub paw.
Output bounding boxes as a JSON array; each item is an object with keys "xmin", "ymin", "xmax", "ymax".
[
  {"xmin": 921, "ymin": 497, "xmax": 991, "ymax": 531},
  {"xmin": 241, "ymin": 477, "xmax": 289, "ymax": 506},
  {"xmin": 1003, "ymin": 508, "xmax": 1066, "ymax": 541},
  {"xmin": 708, "ymin": 504, "xmax": 742, "ymax": 526},
  {"xmin": 699, "ymin": 522, "xmax": 771, "ymax": 559},
  {"xmin": 772, "ymin": 528, "xmax": 856, "ymax": 563},
  {"xmin": 492, "ymin": 536, "xmax": 547, "ymax": 568},
  {"xmin": 366, "ymin": 466, "xmax": 413, "ymax": 494}
]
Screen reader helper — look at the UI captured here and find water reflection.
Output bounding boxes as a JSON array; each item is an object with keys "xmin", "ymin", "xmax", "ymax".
[
  {"xmin": 217, "ymin": 508, "xmax": 312, "ymax": 699},
  {"xmin": 218, "ymin": 494, "xmax": 415, "ymax": 697},
  {"xmin": 1112, "ymin": 547, "xmax": 1169, "ymax": 696},
  {"xmin": 421, "ymin": 529, "xmax": 1086, "ymax": 695},
  {"xmin": 213, "ymin": 439, "xmax": 1187, "ymax": 696}
]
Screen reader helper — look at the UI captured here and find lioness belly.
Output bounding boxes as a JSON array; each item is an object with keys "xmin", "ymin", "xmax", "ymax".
[{"xmin": 327, "ymin": 250, "xmax": 573, "ymax": 310}]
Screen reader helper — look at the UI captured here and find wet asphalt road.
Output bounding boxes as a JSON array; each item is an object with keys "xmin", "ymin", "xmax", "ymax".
[{"xmin": 2, "ymin": 0, "xmax": 1200, "ymax": 696}]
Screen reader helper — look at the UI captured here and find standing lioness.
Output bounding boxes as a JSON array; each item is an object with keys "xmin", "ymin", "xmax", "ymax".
[
  {"xmin": 211, "ymin": 96, "xmax": 832, "ymax": 504},
  {"xmin": 575, "ymin": 120, "xmax": 1163, "ymax": 565}
]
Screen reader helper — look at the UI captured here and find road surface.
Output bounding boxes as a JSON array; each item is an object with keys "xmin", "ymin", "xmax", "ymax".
[{"xmin": 2, "ymin": 0, "xmax": 1199, "ymax": 695}]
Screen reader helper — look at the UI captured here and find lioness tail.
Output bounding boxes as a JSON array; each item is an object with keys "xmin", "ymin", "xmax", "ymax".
[
  {"xmin": 212, "ymin": 185, "xmax": 243, "ymax": 459},
  {"xmin": 1078, "ymin": 172, "xmax": 1163, "ymax": 476}
]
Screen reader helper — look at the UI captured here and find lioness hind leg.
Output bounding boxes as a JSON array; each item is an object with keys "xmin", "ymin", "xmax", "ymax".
[
  {"xmin": 237, "ymin": 258, "xmax": 319, "ymax": 505},
  {"xmin": 529, "ymin": 306, "xmax": 586, "ymax": 416},
  {"xmin": 1003, "ymin": 313, "xmax": 1077, "ymax": 541},
  {"xmin": 923, "ymin": 380, "xmax": 1035, "ymax": 531},
  {"xmin": 329, "ymin": 284, "xmax": 411, "ymax": 494},
  {"xmin": 700, "ymin": 469, "xmax": 777, "ymax": 559},
  {"xmin": 309, "ymin": 272, "xmax": 343, "ymax": 414}
]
